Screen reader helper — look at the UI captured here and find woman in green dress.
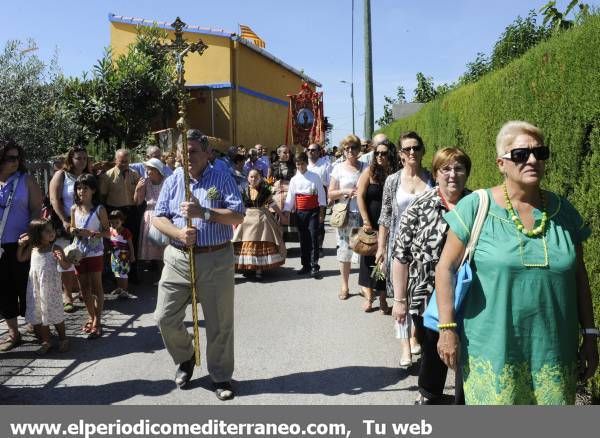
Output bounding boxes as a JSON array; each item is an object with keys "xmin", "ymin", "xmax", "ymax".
[{"xmin": 435, "ymin": 120, "xmax": 599, "ymax": 404}]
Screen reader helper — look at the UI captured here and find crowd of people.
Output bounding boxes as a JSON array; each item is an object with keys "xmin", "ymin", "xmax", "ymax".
[{"xmin": 0, "ymin": 120, "xmax": 598, "ymax": 404}]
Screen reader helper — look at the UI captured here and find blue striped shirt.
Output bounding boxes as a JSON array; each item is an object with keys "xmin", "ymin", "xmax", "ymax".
[{"xmin": 155, "ymin": 166, "xmax": 245, "ymax": 247}]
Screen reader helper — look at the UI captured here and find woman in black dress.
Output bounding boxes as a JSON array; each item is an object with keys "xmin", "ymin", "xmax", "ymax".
[
  {"xmin": 356, "ymin": 140, "xmax": 398, "ymax": 312},
  {"xmin": 271, "ymin": 145, "xmax": 298, "ymax": 241}
]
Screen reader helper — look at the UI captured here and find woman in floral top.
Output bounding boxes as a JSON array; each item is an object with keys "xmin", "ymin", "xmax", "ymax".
[{"xmin": 392, "ymin": 147, "xmax": 471, "ymax": 404}]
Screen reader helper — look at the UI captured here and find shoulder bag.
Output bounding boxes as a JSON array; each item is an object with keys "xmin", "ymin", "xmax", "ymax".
[
  {"xmin": 423, "ymin": 189, "xmax": 489, "ymax": 332},
  {"xmin": 349, "ymin": 228, "xmax": 378, "ymax": 256},
  {"xmin": 330, "ymin": 201, "xmax": 348, "ymax": 228}
]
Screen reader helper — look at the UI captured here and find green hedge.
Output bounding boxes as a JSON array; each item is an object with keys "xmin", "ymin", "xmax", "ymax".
[{"xmin": 381, "ymin": 15, "xmax": 600, "ymax": 401}]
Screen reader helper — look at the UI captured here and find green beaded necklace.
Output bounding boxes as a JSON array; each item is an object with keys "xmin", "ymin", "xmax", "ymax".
[{"xmin": 502, "ymin": 183, "xmax": 548, "ymax": 237}]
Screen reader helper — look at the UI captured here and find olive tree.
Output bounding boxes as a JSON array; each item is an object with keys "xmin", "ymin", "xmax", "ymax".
[{"xmin": 0, "ymin": 40, "xmax": 83, "ymax": 161}]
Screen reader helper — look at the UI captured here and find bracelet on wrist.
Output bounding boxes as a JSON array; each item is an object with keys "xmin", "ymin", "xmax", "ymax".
[
  {"xmin": 393, "ymin": 297, "xmax": 407, "ymax": 303},
  {"xmin": 581, "ymin": 327, "xmax": 600, "ymax": 337},
  {"xmin": 438, "ymin": 322, "xmax": 458, "ymax": 330}
]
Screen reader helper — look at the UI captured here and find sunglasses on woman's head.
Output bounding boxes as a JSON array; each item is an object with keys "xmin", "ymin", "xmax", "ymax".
[
  {"xmin": 501, "ymin": 146, "xmax": 550, "ymax": 163},
  {"xmin": 401, "ymin": 145, "xmax": 423, "ymax": 153}
]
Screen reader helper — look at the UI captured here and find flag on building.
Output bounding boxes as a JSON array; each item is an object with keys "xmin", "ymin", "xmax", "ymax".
[{"xmin": 239, "ymin": 24, "xmax": 266, "ymax": 48}]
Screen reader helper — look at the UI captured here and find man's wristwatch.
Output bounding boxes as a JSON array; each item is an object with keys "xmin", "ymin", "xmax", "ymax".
[
  {"xmin": 203, "ymin": 208, "xmax": 212, "ymax": 221},
  {"xmin": 581, "ymin": 328, "xmax": 600, "ymax": 337}
]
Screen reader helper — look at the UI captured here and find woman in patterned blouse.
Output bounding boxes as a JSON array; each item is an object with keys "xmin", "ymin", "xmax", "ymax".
[
  {"xmin": 392, "ymin": 147, "xmax": 471, "ymax": 404},
  {"xmin": 377, "ymin": 132, "xmax": 434, "ymax": 365}
]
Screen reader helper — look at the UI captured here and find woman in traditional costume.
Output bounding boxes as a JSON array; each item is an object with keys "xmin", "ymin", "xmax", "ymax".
[{"xmin": 233, "ymin": 170, "xmax": 286, "ymax": 280}]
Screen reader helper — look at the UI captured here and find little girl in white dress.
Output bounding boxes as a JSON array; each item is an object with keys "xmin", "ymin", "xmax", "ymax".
[{"xmin": 17, "ymin": 218, "xmax": 71, "ymax": 354}]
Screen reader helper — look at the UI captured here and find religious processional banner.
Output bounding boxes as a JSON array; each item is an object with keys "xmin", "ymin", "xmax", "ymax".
[{"xmin": 288, "ymin": 83, "xmax": 324, "ymax": 148}]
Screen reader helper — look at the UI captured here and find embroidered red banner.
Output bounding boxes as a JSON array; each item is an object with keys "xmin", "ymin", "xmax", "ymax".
[{"xmin": 288, "ymin": 83, "xmax": 324, "ymax": 147}]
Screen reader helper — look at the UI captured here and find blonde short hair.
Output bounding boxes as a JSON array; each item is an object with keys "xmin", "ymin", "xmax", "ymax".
[
  {"xmin": 495, "ymin": 121, "xmax": 544, "ymax": 156},
  {"xmin": 431, "ymin": 147, "xmax": 471, "ymax": 177},
  {"xmin": 340, "ymin": 134, "xmax": 361, "ymax": 150}
]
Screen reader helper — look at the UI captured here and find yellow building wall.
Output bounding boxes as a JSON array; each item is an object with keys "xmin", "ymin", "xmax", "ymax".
[
  {"xmin": 110, "ymin": 22, "xmax": 231, "ymax": 86},
  {"xmin": 236, "ymin": 43, "xmax": 312, "ymax": 101},
  {"xmin": 236, "ymin": 92, "xmax": 289, "ymax": 148},
  {"xmin": 186, "ymin": 89, "xmax": 231, "ymax": 146},
  {"xmin": 109, "ymin": 19, "xmax": 320, "ymax": 150}
]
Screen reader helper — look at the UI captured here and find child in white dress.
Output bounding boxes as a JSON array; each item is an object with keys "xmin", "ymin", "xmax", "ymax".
[{"xmin": 17, "ymin": 218, "xmax": 71, "ymax": 354}]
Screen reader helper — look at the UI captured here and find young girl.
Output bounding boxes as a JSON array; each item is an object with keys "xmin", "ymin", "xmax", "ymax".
[
  {"xmin": 232, "ymin": 169, "xmax": 286, "ymax": 280},
  {"xmin": 108, "ymin": 210, "xmax": 135, "ymax": 299},
  {"xmin": 17, "ymin": 219, "xmax": 71, "ymax": 354},
  {"xmin": 69, "ymin": 174, "xmax": 110, "ymax": 339}
]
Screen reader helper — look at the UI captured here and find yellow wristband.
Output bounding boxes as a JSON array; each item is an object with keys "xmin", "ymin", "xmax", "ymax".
[{"xmin": 437, "ymin": 322, "xmax": 458, "ymax": 330}]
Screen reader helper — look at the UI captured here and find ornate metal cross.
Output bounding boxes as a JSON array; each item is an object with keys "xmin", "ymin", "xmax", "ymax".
[
  {"xmin": 158, "ymin": 17, "xmax": 208, "ymax": 87},
  {"xmin": 155, "ymin": 17, "xmax": 209, "ymax": 368}
]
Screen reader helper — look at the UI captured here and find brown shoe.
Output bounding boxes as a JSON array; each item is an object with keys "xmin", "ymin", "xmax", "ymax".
[
  {"xmin": 379, "ymin": 298, "xmax": 391, "ymax": 315},
  {"xmin": 362, "ymin": 288, "xmax": 374, "ymax": 312},
  {"xmin": 0, "ymin": 335, "xmax": 22, "ymax": 352}
]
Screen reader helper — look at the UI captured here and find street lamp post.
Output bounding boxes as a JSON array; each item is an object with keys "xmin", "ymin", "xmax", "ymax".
[{"xmin": 340, "ymin": 80, "xmax": 355, "ymax": 135}]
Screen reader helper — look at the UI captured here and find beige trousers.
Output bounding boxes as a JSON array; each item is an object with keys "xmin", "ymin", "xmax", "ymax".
[{"xmin": 154, "ymin": 244, "xmax": 235, "ymax": 383}]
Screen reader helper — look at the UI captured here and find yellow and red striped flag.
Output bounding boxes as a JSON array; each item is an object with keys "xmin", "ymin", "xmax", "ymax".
[{"xmin": 239, "ymin": 24, "xmax": 266, "ymax": 48}]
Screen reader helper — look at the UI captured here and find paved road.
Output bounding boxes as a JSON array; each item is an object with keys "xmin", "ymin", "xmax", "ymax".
[{"xmin": 0, "ymin": 228, "xmax": 456, "ymax": 405}]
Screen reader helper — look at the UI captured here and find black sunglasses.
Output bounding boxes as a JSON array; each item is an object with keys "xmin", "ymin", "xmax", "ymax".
[
  {"xmin": 307, "ymin": 148, "xmax": 319, "ymax": 152},
  {"xmin": 501, "ymin": 146, "xmax": 550, "ymax": 163},
  {"xmin": 401, "ymin": 145, "xmax": 423, "ymax": 153},
  {"xmin": 375, "ymin": 151, "xmax": 388, "ymax": 157}
]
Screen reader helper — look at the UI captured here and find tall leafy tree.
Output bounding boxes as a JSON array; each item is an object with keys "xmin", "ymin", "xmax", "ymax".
[
  {"xmin": 540, "ymin": 0, "xmax": 588, "ymax": 31},
  {"xmin": 376, "ymin": 86, "xmax": 406, "ymax": 128},
  {"xmin": 490, "ymin": 10, "xmax": 551, "ymax": 70},
  {"xmin": 63, "ymin": 26, "xmax": 178, "ymax": 154},
  {"xmin": 413, "ymin": 73, "xmax": 437, "ymax": 103},
  {"xmin": 0, "ymin": 40, "xmax": 83, "ymax": 161},
  {"xmin": 459, "ymin": 52, "xmax": 491, "ymax": 84}
]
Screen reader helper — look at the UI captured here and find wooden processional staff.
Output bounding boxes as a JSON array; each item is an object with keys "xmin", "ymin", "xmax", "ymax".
[{"xmin": 159, "ymin": 18, "xmax": 208, "ymax": 367}]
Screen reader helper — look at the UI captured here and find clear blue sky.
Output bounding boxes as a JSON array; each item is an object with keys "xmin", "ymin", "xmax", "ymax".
[{"xmin": 1, "ymin": 0, "xmax": 593, "ymax": 146}]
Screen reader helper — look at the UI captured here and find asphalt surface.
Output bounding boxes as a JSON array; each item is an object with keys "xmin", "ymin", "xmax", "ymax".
[{"xmin": 0, "ymin": 227, "xmax": 456, "ymax": 405}]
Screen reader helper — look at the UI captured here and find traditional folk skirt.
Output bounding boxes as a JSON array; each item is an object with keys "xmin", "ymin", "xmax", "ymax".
[
  {"xmin": 232, "ymin": 207, "xmax": 286, "ymax": 270},
  {"xmin": 272, "ymin": 179, "xmax": 299, "ymax": 242}
]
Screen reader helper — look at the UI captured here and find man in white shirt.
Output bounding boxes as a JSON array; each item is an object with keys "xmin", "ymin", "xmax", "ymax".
[
  {"xmin": 284, "ymin": 152, "xmax": 326, "ymax": 278},
  {"xmin": 306, "ymin": 143, "xmax": 331, "ymax": 255},
  {"xmin": 359, "ymin": 133, "xmax": 390, "ymax": 166},
  {"xmin": 306, "ymin": 143, "xmax": 331, "ymax": 187}
]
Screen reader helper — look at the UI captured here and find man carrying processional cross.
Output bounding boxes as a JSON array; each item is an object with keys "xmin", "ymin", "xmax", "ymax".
[{"xmin": 151, "ymin": 18, "xmax": 245, "ymax": 402}]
